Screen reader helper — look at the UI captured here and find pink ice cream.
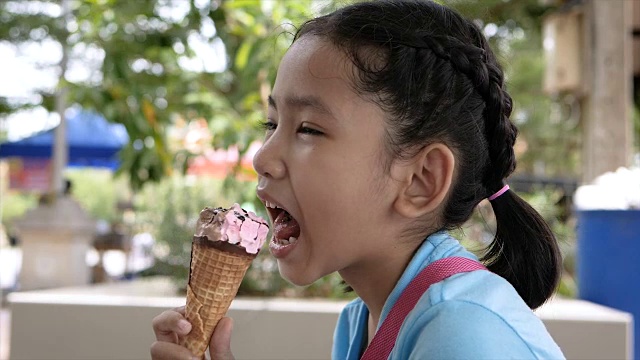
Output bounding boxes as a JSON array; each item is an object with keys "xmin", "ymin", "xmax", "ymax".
[{"xmin": 194, "ymin": 203, "xmax": 269, "ymax": 254}]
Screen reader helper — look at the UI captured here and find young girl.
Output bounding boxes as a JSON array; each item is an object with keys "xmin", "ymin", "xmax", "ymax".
[{"xmin": 151, "ymin": 1, "xmax": 565, "ymax": 359}]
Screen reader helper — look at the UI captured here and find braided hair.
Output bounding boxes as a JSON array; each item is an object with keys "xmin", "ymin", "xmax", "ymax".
[{"xmin": 294, "ymin": 0, "xmax": 561, "ymax": 309}]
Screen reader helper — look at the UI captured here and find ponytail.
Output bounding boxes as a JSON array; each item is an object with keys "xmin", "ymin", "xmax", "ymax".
[{"xmin": 483, "ymin": 189, "xmax": 562, "ymax": 309}]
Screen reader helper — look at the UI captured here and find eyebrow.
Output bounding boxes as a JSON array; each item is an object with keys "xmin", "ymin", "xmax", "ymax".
[{"xmin": 268, "ymin": 94, "xmax": 335, "ymax": 119}]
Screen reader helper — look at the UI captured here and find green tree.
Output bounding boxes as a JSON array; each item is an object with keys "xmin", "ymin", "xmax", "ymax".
[
  {"xmin": 0, "ymin": 0, "xmax": 323, "ymax": 190},
  {"xmin": 1, "ymin": 0, "xmax": 580, "ymax": 186}
]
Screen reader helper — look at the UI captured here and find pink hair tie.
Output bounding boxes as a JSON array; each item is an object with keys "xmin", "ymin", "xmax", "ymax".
[{"xmin": 488, "ymin": 184, "xmax": 510, "ymax": 201}]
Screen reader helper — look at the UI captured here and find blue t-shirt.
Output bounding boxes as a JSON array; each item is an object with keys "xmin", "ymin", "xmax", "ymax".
[{"xmin": 332, "ymin": 232, "xmax": 565, "ymax": 359}]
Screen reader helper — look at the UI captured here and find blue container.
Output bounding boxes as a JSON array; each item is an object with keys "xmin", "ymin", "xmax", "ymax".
[{"xmin": 577, "ymin": 210, "xmax": 640, "ymax": 359}]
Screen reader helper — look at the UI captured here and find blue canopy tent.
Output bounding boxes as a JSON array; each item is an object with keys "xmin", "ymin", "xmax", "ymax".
[{"xmin": 0, "ymin": 108, "xmax": 129, "ymax": 170}]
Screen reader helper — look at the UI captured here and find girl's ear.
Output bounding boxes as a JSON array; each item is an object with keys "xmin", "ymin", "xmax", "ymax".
[{"xmin": 391, "ymin": 143, "xmax": 455, "ymax": 219}]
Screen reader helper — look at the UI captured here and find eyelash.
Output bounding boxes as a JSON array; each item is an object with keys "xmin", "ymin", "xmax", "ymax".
[
  {"xmin": 258, "ymin": 120, "xmax": 324, "ymax": 136},
  {"xmin": 258, "ymin": 120, "xmax": 277, "ymax": 132},
  {"xmin": 299, "ymin": 126, "xmax": 323, "ymax": 136}
]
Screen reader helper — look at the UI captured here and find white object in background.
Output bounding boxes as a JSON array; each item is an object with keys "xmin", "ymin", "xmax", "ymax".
[
  {"xmin": 0, "ymin": 247, "xmax": 22, "ymax": 289},
  {"xmin": 127, "ymin": 232, "xmax": 155, "ymax": 273},
  {"xmin": 574, "ymin": 166, "xmax": 640, "ymax": 210},
  {"xmin": 13, "ymin": 196, "xmax": 96, "ymax": 290}
]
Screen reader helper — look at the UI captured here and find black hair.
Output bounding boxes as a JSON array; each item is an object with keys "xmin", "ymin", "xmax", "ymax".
[{"xmin": 294, "ymin": 0, "xmax": 561, "ymax": 309}]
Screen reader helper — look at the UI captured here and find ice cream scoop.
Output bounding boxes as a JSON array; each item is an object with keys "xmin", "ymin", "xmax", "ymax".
[{"xmin": 194, "ymin": 204, "xmax": 269, "ymax": 254}]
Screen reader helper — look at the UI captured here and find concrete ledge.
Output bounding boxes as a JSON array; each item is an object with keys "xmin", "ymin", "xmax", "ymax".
[
  {"xmin": 536, "ymin": 299, "xmax": 634, "ymax": 359},
  {"xmin": 8, "ymin": 277, "xmax": 633, "ymax": 360}
]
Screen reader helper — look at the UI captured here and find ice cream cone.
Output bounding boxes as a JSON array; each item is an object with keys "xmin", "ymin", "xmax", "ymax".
[
  {"xmin": 181, "ymin": 242, "xmax": 255, "ymax": 358},
  {"xmin": 179, "ymin": 205, "xmax": 269, "ymax": 359}
]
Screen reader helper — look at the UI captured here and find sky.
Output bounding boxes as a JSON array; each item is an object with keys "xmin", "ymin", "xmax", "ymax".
[
  {"xmin": 0, "ymin": 40, "xmax": 61, "ymax": 141},
  {"xmin": 0, "ymin": 0, "xmax": 226, "ymax": 142}
]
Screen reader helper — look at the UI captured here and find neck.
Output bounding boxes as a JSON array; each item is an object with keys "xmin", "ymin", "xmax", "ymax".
[{"xmin": 339, "ymin": 241, "xmax": 420, "ymax": 330}]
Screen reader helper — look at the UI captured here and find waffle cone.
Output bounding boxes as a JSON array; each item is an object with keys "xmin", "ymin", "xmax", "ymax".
[{"xmin": 181, "ymin": 242, "xmax": 254, "ymax": 359}]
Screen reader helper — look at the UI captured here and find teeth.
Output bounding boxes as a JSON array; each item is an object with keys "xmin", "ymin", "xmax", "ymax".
[
  {"xmin": 275, "ymin": 236, "xmax": 298, "ymax": 246},
  {"xmin": 265, "ymin": 201, "xmax": 282, "ymax": 210}
]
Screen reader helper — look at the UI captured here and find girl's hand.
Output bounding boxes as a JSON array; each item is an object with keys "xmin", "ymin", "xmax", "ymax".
[
  {"xmin": 209, "ymin": 317, "xmax": 235, "ymax": 360},
  {"xmin": 150, "ymin": 306, "xmax": 193, "ymax": 360},
  {"xmin": 150, "ymin": 306, "xmax": 235, "ymax": 360}
]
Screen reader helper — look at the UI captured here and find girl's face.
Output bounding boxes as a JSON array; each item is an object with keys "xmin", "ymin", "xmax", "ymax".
[{"xmin": 253, "ymin": 36, "xmax": 404, "ymax": 286}]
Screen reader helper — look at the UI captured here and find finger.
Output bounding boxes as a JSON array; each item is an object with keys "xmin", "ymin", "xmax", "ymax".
[
  {"xmin": 152, "ymin": 309, "xmax": 192, "ymax": 343},
  {"xmin": 209, "ymin": 317, "xmax": 235, "ymax": 360},
  {"xmin": 174, "ymin": 305, "xmax": 186, "ymax": 316},
  {"xmin": 150, "ymin": 340, "xmax": 195, "ymax": 360}
]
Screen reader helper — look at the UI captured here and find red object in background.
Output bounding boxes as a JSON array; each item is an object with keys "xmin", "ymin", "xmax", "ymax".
[
  {"xmin": 8, "ymin": 158, "xmax": 52, "ymax": 192},
  {"xmin": 187, "ymin": 142, "xmax": 260, "ymax": 181}
]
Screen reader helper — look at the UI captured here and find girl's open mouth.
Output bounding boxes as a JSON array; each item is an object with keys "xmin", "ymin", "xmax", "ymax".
[{"xmin": 270, "ymin": 207, "xmax": 301, "ymax": 245}]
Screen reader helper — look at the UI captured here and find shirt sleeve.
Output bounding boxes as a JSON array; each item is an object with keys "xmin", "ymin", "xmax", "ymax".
[
  {"xmin": 401, "ymin": 300, "xmax": 539, "ymax": 360},
  {"xmin": 333, "ymin": 300, "xmax": 368, "ymax": 360},
  {"xmin": 332, "ymin": 305, "xmax": 352, "ymax": 360}
]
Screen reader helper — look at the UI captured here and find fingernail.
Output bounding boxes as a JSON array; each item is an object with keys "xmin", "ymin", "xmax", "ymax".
[{"xmin": 178, "ymin": 319, "xmax": 191, "ymax": 331}]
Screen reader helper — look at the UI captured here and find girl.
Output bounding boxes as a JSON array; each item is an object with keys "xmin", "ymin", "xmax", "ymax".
[{"xmin": 151, "ymin": 1, "xmax": 565, "ymax": 359}]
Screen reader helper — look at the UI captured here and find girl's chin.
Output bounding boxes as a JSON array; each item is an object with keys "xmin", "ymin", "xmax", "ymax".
[{"xmin": 277, "ymin": 264, "xmax": 321, "ymax": 287}]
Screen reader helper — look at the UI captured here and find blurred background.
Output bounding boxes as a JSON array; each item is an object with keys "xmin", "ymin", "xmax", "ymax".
[{"xmin": 0, "ymin": 0, "xmax": 638, "ymax": 359}]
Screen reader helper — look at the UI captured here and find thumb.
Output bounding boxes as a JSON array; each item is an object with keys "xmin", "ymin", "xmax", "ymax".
[{"xmin": 209, "ymin": 317, "xmax": 235, "ymax": 360}]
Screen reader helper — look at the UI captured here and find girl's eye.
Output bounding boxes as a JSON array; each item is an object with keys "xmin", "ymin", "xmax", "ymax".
[
  {"xmin": 298, "ymin": 124, "xmax": 324, "ymax": 136},
  {"xmin": 259, "ymin": 120, "xmax": 277, "ymax": 132}
]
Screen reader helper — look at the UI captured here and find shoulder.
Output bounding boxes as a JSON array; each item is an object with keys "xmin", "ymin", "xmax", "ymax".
[
  {"xmin": 400, "ymin": 299, "xmax": 536, "ymax": 359},
  {"xmin": 333, "ymin": 298, "xmax": 367, "ymax": 360},
  {"xmin": 393, "ymin": 270, "xmax": 565, "ymax": 359},
  {"xmin": 339, "ymin": 297, "xmax": 366, "ymax": 318},
  {"xmin": 335, "ymin": 298, "xmax": 366, "ymax": 338}
]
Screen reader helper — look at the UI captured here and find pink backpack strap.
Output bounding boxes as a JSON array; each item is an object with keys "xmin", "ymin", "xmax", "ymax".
[{"xmin": 361, "ymin": 256, "xmax": 487, "ymax": 360}]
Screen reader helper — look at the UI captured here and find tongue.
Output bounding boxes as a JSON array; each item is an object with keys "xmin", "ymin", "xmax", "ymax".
[{"xmin": 273, "ymin": 210, "xmax": 300, "ymax": 240}]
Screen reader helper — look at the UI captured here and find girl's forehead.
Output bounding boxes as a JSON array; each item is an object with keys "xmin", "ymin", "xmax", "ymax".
[
  {"xmin": 279, "ymin": 37, "xmax": 353, "ymax": 84},
  {"xmin": 271, "ymin": 36, "xmax": 388, "ymax": 132},
  {"xmin": 273, "ymin": 37, "xmax": 361, "ymax": 107}
]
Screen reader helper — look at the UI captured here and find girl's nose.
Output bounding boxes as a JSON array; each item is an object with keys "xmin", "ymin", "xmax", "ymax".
[{"xmin": 252, "ymin": 139, "xmax": 286, "ymax": 179}]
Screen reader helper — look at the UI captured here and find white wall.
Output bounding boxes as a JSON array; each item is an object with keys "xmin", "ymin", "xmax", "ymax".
[{"xmin": 7, "ymin": 277, "xmax": 633, "ymax": 360}]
